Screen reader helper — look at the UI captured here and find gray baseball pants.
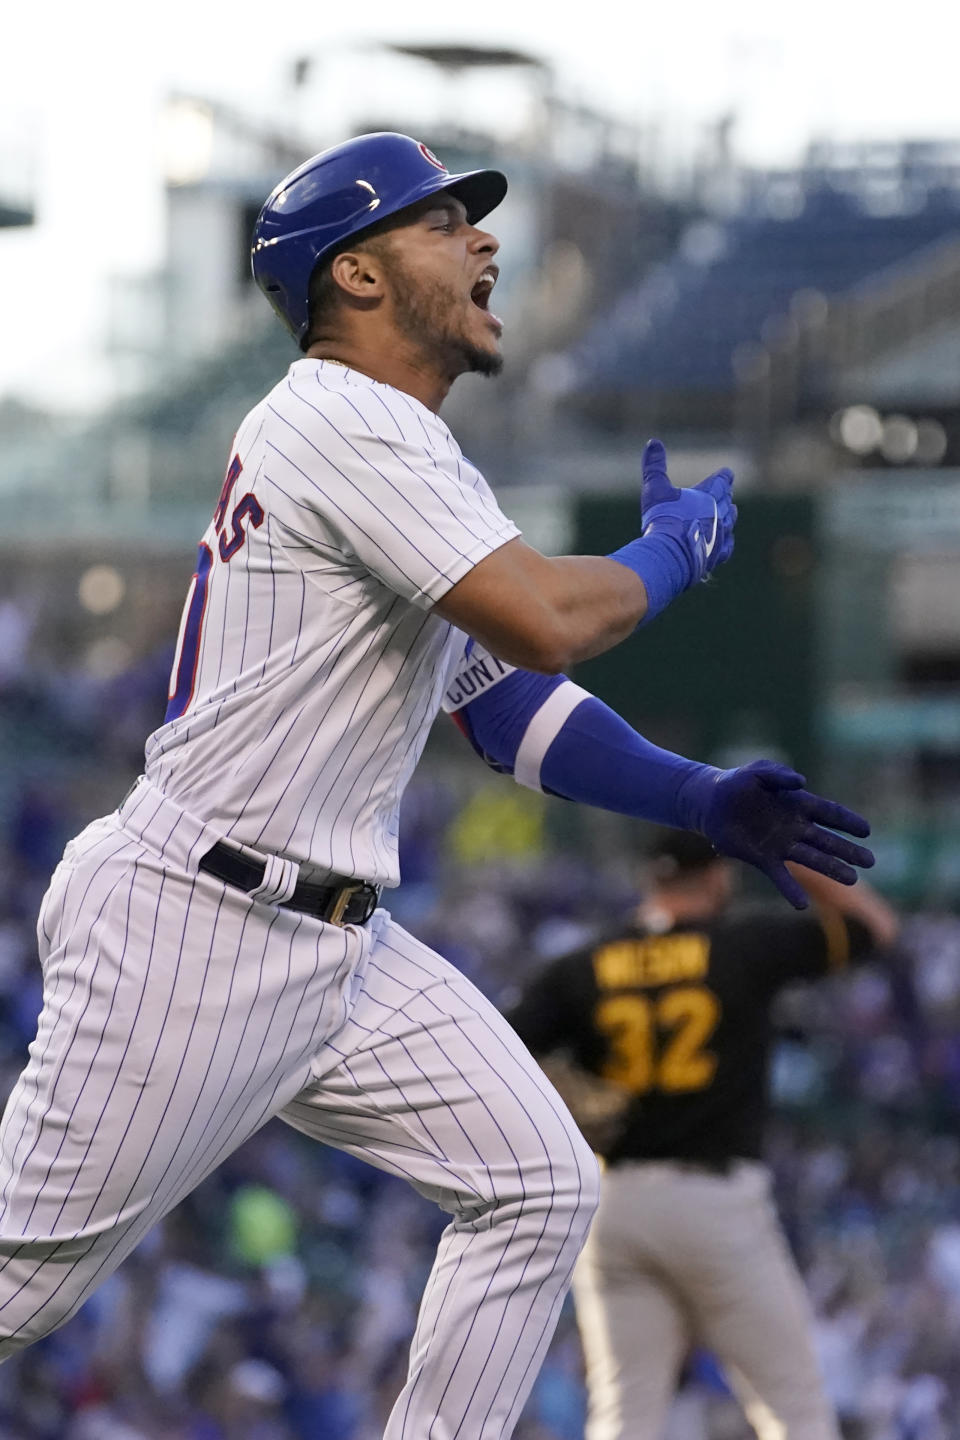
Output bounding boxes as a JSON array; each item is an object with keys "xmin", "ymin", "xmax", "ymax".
[{"xmin": 572, "ymin": 1158, "xmax": 839, "ymax": 1440}]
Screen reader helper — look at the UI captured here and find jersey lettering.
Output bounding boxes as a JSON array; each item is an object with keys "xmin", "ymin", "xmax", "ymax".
[
  {"xmin": 165, "ymin": 455, "xmax": 266, "ymax": 720},
  {"xmin": 213, "ymin": 453, "xmax": 243, "ymax": 531},
  {"xmin": 442, "ymin": 641, "xmax": 515, "ymax": 713},
  {"xmin": 592, "ymin": 933, "xmax": 710, "ymax": 989},
  {"xmin": 594, "ymin": 985, "xmax": 721, "ymax": 1095},
  {"xmin": 166, "ymin": 543, "xmax": 214, "ymax": 721},
  {"xmin": 218, "ymin": 494, "xmax": 265, "ymax": 561}
]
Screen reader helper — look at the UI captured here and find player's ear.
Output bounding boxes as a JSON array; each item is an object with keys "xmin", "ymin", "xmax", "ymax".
[{"xmin": 329, "ymin": 247, "xmax": 387, "ymax": 305}]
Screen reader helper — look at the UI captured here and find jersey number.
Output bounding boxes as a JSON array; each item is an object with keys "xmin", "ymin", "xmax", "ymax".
[
  {"xmin": 165, "ymin": 455, "xmax": 264, "ymax": 721},
  {"xmin": 594, "ymin": 986, "xmax": 721, "ymax": 1095}
]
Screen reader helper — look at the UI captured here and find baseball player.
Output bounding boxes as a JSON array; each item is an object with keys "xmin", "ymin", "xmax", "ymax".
[
  {"xmin": 507, "ymin": 830, "xmax": 899, "ymax": 1440},
  {"xmin": 0, "ymin": 133, "xmax": 874, "ymax": 1439}
]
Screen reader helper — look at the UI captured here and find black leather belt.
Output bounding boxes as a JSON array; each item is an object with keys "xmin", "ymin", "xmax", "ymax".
[
  {"xmin": 673, "ymin": 1156, "xmax": 737, "ymax": 1176},
  {"xmin": 198, "ymin": 842, "xmax": 381, "ymax": 925},
  {"xmin": 609, "ymin": 1155, "xmax": 737, "ymax": 1175}
]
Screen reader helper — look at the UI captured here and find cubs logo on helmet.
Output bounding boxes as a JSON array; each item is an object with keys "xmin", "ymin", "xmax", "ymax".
[{"xmin": 417, "ymin": 142, "xmax": 447, "ymax": 172}]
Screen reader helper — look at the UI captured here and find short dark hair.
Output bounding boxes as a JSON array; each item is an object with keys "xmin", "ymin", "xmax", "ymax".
[{"xmin": 301, "ymin": 256, "xmax": 343, "ymax": 351}]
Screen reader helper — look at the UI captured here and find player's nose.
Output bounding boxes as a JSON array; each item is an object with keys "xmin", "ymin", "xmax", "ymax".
[{"xmin": 469, "ymin": 225, "xmax": 499, "ymax": 258}]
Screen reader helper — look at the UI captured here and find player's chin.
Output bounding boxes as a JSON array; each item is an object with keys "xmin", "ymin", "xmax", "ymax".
[
  {"xmin": 466, "ymin": 345, "xmax": 504, "ymax": 378},
  {"xmin": 461, "ymin": 323, "xmax": 504, "ymax": 377}
]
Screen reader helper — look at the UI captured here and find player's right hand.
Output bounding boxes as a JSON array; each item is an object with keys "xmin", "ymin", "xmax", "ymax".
[
  {"xmin": 693, "ymin": 758, "xmax": 875, "ymax": 909},
  {"xmin": 640, "ymin": 439, "xmax": 736, "ymax": 585}
]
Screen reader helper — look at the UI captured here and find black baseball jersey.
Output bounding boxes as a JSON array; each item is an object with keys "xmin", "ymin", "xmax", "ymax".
[{"xmin": 507, "ymin": 905, "xmax": 873, "ymax": 1166}]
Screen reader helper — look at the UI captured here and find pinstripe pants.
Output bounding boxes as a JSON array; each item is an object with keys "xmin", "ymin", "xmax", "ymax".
[{"xmin": 0, "ymin": 779, "xmax": 599, "ymax": 1439}]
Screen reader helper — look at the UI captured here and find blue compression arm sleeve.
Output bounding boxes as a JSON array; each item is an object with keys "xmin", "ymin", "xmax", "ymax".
[
  {"xmin": 538, "ymin": 696, "xmax": 711, "ymax": 828},
  {"xmin": 449, "ymin": 654, "xmax": 713, "ymax": 830},
  {"xmin": 448, "ymin": 648, "xmax": 875, "ymax": 908}
]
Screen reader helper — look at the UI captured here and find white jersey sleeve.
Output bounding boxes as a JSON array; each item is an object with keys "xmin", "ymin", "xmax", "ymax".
[{"xmin": 264, "ymin": 365, "xmax": 520, "ymax": 608}]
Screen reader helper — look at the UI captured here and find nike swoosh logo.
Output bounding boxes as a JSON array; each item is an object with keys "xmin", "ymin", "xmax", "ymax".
[{"xmin": 703, "ymin": 498, "xmax": 719, "ymax": 557}]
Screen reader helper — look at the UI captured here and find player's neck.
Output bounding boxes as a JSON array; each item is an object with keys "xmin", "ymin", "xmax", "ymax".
[
  {"xmin": 306, "ymin": 339, "xmax": 453, "ymax": 413},
  {"xmin": 638, "ymin": 894, "xmax": 720, "ymax": 929}
]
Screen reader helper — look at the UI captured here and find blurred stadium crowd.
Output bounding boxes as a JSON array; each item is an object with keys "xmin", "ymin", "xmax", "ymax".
[{"xmin": 1, "ymin": 597, "xmax": 960, "ymax": 1440}]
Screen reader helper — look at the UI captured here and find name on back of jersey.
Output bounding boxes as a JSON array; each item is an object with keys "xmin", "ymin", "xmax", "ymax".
[{"xmin": 592, "ymin": 933, "xmax": 710, "ymax": 990}]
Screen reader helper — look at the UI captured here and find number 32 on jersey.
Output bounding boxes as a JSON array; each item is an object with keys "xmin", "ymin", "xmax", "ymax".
[
  {"xmin": 166, "ymin": 455, "xmax": 263, "ymax": 721},
  {"xmin": 595, "ymin": 987, "xmax": 720, "ymax": 1094},
  {"xmin": 591, "ymin": 933, "xmax": 721, "ymax": 1094}
]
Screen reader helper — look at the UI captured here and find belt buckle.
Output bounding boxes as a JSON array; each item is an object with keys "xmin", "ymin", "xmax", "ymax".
[{"xmin": 327, "ymin": 882, "xmax": 361, "ymax": 926}]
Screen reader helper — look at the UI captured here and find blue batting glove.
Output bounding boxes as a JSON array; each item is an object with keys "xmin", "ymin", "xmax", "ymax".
[
  {"xmin": 608, "ymin": 439, "xmax": 737, "ymax": 624},
  {"xmin": 640, "ymin": 439, "xmax": 737, "ymax": 582},
  {"xmin": 679, "ymin": 759, "xmax": 874, "ymax": 909}
]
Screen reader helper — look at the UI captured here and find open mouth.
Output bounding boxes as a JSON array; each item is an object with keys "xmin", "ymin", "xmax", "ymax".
[
  {"xmin": 470, "ymin": 272, "xmax": 494, "ymax": 310},
  {"xmin": 470, "ymin": 269, "xmax": 502, "ymax": 330}
]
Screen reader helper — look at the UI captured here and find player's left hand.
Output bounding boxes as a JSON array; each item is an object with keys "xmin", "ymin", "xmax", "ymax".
[
  {"xmin": 694, "ymin": 759, "xmax": 874, "ymax": 909},
  {"xmin": 640, "ymin": 439, "xmax": 737, "ymax": 583}
]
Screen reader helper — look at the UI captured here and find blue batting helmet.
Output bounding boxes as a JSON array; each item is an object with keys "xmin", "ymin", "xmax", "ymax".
[{"xmin": 251, "ymin": 132, "xmax": 508, "ymax": 346}]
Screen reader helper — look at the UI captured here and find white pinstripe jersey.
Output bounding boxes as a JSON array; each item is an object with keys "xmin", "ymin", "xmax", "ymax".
[{"xmin": 144, "ymin": 358, "xmax": 520, "ymax": 886}]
